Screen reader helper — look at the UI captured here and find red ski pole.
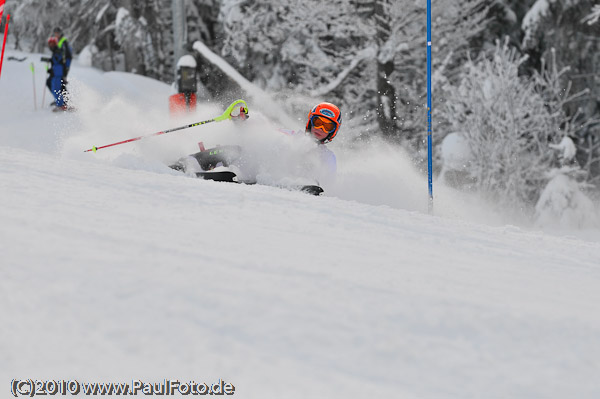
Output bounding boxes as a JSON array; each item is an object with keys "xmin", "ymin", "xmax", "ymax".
[
  {"xmin": 84, "ymin": 99, "xmax": 248, "ymax": 153},
  {"xmin": 0, "ymin": 14, "xmax": 10, "ymax": 81}
]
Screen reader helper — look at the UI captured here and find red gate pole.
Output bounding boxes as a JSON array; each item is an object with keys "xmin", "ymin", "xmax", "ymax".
[
  {"xmin": 0, "ymin": 0, "xmax": 5, "ymax": 23},
  {"xmin": 0, "ymin": 14, "xmax": 10, "ymax": 81}
]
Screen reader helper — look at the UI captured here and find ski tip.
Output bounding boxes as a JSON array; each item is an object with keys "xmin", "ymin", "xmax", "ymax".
[{"xmin": 300, "ymin": 185, "xmax": 324, "ymax": 196}]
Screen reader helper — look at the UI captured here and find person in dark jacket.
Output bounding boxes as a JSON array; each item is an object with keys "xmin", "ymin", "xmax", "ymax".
[
  {"xmin": 52, "ymin": 27, "xmax": 72, "ymax": 78},
  {"xmin": 45, "ymin": 36, "xmax": 68, "ymax": 111}
]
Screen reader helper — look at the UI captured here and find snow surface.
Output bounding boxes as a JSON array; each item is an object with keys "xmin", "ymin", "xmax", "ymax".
[{"xmin": 2, "ymin": 48, "xmax": 600, "ymax": 398}]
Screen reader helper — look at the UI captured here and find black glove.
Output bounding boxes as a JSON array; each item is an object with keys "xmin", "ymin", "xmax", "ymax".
[{"xmin": 41, "ymin": 56, "xmax": 51, "ymax": 62}]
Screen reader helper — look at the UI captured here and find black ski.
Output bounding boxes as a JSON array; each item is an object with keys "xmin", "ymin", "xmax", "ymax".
[
  {"xmin": 298, "ymin": 185, "xmax": 324, "ymax": 196},
  {"xmin": 196, "ymin": 171, "xmax": 238, "ymax": 182},
  {"xmin": 170, "ymin": 145, "xmax": 323, "ymax": 195}
]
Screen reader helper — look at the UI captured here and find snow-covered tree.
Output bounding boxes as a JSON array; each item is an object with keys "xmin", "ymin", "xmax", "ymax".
[
  {"xmin": 185, "ymin": 0, "xmax": 221, "ymax": 45},
  {"xmin": 7, "ymin": 0, "xmax": 175, "ymax": 80},
  {"xmin": 219, "ymin": 0, "xmax": 366, "ymax": 91},
  {"xmin": 439, "ymin": 40, "xmax": 580, "ymax": 211},
  {"xmin": 74, "ymin": 1, "xmax": 173, "ymax": 80},
  {"xmin": 113, "ymin": 6, "xmax": 154, "ymax": 76},
  {"xmin": 217, "ymin": 0, "xmax": 490, "ymax": 145},
  {"xmin": 8, "ymin": 0, "xmax": 68, "ymax": 52},
  {"xmin": 583, "ymin": 4, "xmax": 600, "ymax": 25},
  {"xmin": 366, "ymin": 0, "xmax": 399, "ymax": 138},
  {"xmin": 534, "ymin": 137, "xmax": 598, "ymax": 229},
  {"xmin": 216, "ymin": 0, "xmax": 374, "ymax": 128},
  {"xmin": 520, "ymin": 0, "xmax": 600, "ymax": 188},
  {"xmin": 476, "ymin": 0, "xmax": 536, "ymax": 49}
]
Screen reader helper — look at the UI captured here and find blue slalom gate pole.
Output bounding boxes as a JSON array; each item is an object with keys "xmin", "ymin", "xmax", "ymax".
[{"xmin": 427, "ymin": 0, "xmax": 433, "ymax": 213}]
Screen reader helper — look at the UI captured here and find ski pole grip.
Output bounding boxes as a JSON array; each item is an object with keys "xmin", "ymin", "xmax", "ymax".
[{"xmin": 215, "ymin": 99, "xmax": 248, "ymax": 121}]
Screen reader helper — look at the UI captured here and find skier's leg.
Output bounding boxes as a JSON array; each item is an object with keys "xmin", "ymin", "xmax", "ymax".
[
  {"xmin": 60, "ymin": 79, "xmax": 68, "ymax": 106},
  {"xmin": 50, "ymin": 76, "xmax": 65, "ymax": 107},
  {"xmin": 191, "ymin": 145, "xmax": 243, "ymax": 170},
  {"xmin": 170, "ymin": 146, "xmax": 244, "ymax": 174},
  {"xmin": 46, "ymin": 76, "xmax": 55, "ymax": 106}
]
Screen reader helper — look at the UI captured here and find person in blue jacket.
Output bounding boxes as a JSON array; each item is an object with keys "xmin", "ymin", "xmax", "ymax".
[
  {"xmin": 46, "ymin": 36, "xmax": 68, "ymax": 111},
  {"xmin": 52, "ymin": 27, "xmax": 73, "ymax": 78}
]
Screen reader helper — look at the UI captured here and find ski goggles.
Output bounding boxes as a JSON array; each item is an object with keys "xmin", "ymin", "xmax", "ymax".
[{"xmin": 311, "ymin": 115, "xmax": 337, "ymax": 134}]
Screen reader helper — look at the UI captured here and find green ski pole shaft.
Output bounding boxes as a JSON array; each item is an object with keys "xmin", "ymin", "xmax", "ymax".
[
  {"xmin": 41, "ymin": 64, "xmax": 47, "ymax": 108},
  {"xmin": 30, "ymin": 62, "xmax": 37, "ymax": 111}
]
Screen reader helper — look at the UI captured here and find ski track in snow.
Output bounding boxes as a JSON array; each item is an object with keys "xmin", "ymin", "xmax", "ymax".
[{"xmin": 1, "ymin": 49, "xmax": 600, "ymax": 398}]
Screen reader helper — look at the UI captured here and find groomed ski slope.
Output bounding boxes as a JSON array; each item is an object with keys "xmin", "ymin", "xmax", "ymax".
[{"xmin": 2, "ymin": 49, "xmax": 600, "ymax": 398}]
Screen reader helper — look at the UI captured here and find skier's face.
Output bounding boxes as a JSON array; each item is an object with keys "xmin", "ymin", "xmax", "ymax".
[
  {"xmin": 310, "ymin": 115, "xmax": 336, "ymax": 142},
  {"xmin": 310, "ymin": 125, "xmax": 330, "ymax": 141}
]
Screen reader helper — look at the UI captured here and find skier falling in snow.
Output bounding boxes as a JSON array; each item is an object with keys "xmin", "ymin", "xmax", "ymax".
[{"xmin": 170, "ymin": 102, "xmax": 342, "ymax": 195}]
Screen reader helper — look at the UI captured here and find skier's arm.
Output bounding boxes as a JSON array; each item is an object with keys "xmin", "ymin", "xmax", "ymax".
[
  {"xmin": 64, "ymin": 41, "xmax": 73, "ymax": 71},
  {"xmin": 60, "ymin": 46, "xmax": 69, "ymax": 77}
]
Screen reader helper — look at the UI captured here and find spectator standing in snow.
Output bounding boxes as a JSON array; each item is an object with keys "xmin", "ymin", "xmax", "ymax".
[
  {"xmin": 45, "ymin": 36, "xmax": 68, "ymax": 112},
  {"xmin": 52, "ymin": 27, "xmax": 73, "ymax": 79}
]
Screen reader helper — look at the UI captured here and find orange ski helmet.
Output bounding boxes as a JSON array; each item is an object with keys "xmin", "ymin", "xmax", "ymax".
[
  {"xmin": 306, "ymin": 102, "xmax": 342, "ymax": 144},
  {"xmin": 47, "ymin": 37, "xmax": 58, "ymax": 47}
]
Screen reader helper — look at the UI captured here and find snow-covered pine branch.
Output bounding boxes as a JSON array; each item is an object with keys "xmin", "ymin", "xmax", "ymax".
[{"xmin": 439, "ymin": 39, "xmax": 582, "ymax": 215}]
